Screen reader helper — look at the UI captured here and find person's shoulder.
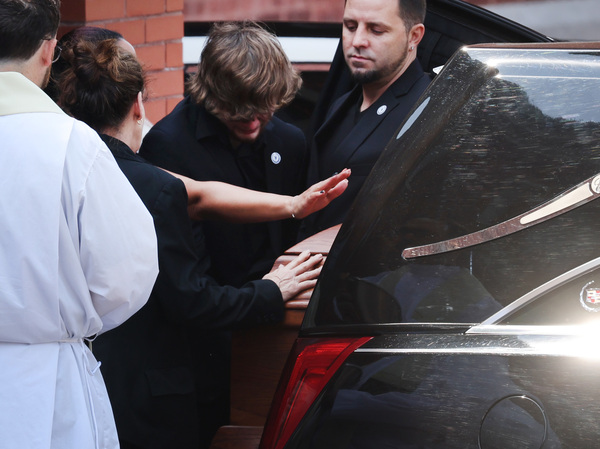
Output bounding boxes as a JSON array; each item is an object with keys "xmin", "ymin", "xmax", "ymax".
[
  {"xmin": 150, "ymin": 96, "xmax": 194, "ymax": 130},
  {"xmin": 65, "ymin": 118, "xmax": 113, "ymax": 159},
  {"xmin": 266, "ymin": 116, "xmax": 307, "ymax": 154},
  {"xmin": 124, "ymin": 153, "xmax": 181, "ymax": 187},
  {"xmin": 142, "ymin": 97, "xmax": 197, "ymax": 151},
  {"xmin": 269, "ymin": 115, "xmax": 305, "ymax": 138},
  {"xmin": 119, "ymin": 154, "xmax": 186, "ymax": 204}
]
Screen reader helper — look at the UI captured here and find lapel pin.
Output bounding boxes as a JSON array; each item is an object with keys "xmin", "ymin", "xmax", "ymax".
[
  {"xmin": 377, "ymin": 105, "xmax": 387, "ymax": 116},
  {"xmin": 271, "ymin": 152, "xmax": 282, "ymax": 164}
]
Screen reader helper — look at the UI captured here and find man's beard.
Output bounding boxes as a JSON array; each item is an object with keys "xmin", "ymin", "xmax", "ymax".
[
  {"xmin": 350, "ymin": 69, "xmax": 380, "ymax": 85},
  {"xmin": 349, "ymin": 45, "xmax": 409, "ymax": 86}
]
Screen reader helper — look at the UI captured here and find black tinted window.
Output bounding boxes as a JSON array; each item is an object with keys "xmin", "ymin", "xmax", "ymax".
[
  {"xmin": 500, "ymin": 263, "xmax": 600, "ymax": 326},
  {"xmin": 307, "ymin": 47, "xmax": 600, "ymax": 328}
]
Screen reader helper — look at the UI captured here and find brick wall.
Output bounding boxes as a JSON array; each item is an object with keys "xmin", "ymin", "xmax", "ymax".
[
  {"xmin": 183, "ymin": 0, "xmax": 527, "ymax": 22},
  {"xmin": 56, "ymin": 0, "xmax": 532, "ymax": 123},
  {"xmin": 184, "ymin": 0, "xmax": 344, "ymax": 22},
  {"xmin": 59, "ymin": 0, "xmax": 185, "ymax": 124}
]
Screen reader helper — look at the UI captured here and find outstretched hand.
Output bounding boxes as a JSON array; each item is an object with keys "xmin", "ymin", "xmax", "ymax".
[
  {"xmin": 263, "ymin": 250, "xmax": 324, "ymax": 301},
  {"xmin": 291, "ymin": 168, "xmax": 351, "ymax": 219}
]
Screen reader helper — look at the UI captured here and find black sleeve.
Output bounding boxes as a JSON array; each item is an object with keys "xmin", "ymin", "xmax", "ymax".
[
  {"xmin": 150, "ymin": 177, "xmax": 285, "ymax": 330},
  {"xmin": 139, "ymin": 126, "xmax": 185, "ymax": 174}
]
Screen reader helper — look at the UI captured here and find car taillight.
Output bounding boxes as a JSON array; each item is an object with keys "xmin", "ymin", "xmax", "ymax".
[{"xmin": 260, "ymin": 336, "xmax": 372, "ymax": 449}]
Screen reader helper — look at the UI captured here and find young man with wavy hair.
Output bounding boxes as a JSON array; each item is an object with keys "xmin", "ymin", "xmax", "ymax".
[{"xmin": 139, "ymin": 21, "xmax": 308, "ymax": 447}]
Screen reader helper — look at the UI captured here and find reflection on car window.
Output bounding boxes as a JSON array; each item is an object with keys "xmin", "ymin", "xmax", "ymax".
[
  {"xmin": 403, "ymin": 171, "xmax": 600, "ymax": 259},
  {"xmin": 500, "ymin": 266, "xmax": 600, "ymax": 326},
  {"xmin": 309, "ymin": 48, "xmax": 600, "ymax": 328}
]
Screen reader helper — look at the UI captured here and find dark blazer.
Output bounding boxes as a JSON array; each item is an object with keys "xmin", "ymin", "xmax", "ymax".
[
  {"xmin": 93, "ymin": 136, "xmax": 284, "ymax": 449},
  {"xmin": 139, "ymin": 97, "xmax": 308, "ymax": 287},
  {"xmin": 300, "ymin": 59, "xmax": 432, "ymax": 238},
  {"xmin": 139, "ymin": 101, "xmax": 306, "ymax": 448}
]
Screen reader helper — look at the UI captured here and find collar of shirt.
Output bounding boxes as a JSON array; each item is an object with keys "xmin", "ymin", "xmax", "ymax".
[
  {"xmin": 0, "ymin": 72, "xmax": 63, "ymax": 117},
  {"xmin": 99, "ymin": 134, "xmax": 141, "ymax": 161},
  {"xmin": 388, "ymin": 58, "xmax": 427, "ymax": 99}
]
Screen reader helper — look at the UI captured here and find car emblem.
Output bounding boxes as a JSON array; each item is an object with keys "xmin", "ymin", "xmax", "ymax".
[
  {"xmin": 271, "ymin": 152, "xmax": 281, "ymax": 164},
  {"xmin": 377, "ymin": 105, "xmax": 387, "ymax": 116},
  {"xmin": 591, "ymin": 175, "xmax": 600, "ymax": 194},
  {"xmin": 580, "ymin": 281, "xmax": 600, "ymax": 312}
]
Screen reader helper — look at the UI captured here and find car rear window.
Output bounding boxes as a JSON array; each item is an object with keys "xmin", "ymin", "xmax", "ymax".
[{"xmin": 306, "ymin": 46, "xmax": 600, "ymax": 328}]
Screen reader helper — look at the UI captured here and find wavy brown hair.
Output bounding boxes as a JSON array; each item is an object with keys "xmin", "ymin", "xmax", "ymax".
[
  {"xmin": 56, "ymin": 38, "xmax": 146, "ymax": 133},
  {"xmin": 187, "ymin": 21, "xmax": 302, "ymax": 120}
]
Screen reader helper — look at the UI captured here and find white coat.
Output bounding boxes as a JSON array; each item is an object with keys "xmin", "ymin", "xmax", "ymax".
[{"xmin": 0, "ymin": 72, "xmax": 159, "ymax": 449}]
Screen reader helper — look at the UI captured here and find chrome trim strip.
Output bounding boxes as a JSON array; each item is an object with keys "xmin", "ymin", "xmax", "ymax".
[
  {"xmin": 473, "ymin": 256, "xmax": 600, "ymax": 326},
  {"xmin": 355, "ymin": 347, "xmax": 544, "ymax": 355},
  {"xmin": 402, "ymin": 173, "xmax": 600, "ymax": 259},
  {"xmin": 468, "ymin": 324, "xmax": 596, "ymax": 335},
  {"xmin": 354, "ymin": 345, "xmax": 588, "ymax": 357}
]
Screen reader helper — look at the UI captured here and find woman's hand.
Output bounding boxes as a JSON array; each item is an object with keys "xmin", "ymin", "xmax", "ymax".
[
  {"xmin": 263, "ymin": 250, "xmax": 324, "ymax": 301},
  {"xmin": 290, "ymin": 168, "xmax": 351, "ymax": 219},
  {"xmin": 164, "ymin": 168, "xmax": 350, "ymax": 223}
]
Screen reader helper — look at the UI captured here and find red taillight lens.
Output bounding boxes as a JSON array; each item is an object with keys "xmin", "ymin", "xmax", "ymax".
[{"xmin": 260, "ymin": 336, "xmax": 372, "ymax": 449}]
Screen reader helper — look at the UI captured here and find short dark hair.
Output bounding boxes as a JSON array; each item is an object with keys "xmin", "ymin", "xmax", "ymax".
[
  {"xmin": 0, "ymin": 0, "xmax": 61, "ymax": 61},
  {"xmin": 399, "ymin": 0, "xmax": 426, "ymax": 30},
  {"xmin": 343, "ymin": 0, "xmax": 426, "ymax": 30},
  {"xmin": 56, "ymin": 38, "xmax": 146, "ymax": 133},
  {"xmin": 187, "ymin": 21, "xmax": 302, "ymax": 120}
]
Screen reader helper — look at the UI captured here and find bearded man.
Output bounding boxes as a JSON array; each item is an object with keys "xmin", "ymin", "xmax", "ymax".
[{"xmin": 301, "ymin": 0, "xmax": 431, "ymax": 237}]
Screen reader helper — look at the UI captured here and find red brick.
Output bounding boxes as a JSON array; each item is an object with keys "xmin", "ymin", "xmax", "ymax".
[
  {"xmin": 144, "ymin": 98, "xmax": 167, "ymax": 125},
  {"xmin": 146, "ymin": 68, "xmax": 184, "ymax": 97},
  {"xmin": 146, "ymin": 13, "xmax": 184, "ymax": 43},
  {"xmin": 136, "ymin": 43, "xmax": 166, "ymax": 71},
  {"xmin": 166, "ymin": 96, "xmax": 184, "ymax": 115},
  {"xmin": 85, "ymin": 0, "xmax": 126, "ymax": 22},
  {"xmin": 167, "ymin": 0, "xmax": 185, "ymax": 13},
  {"xmin": 57, "ymin": 25, "xmax": 80, "ymax": 40},
  {"xmin": 166, "ymin": 42, "xmax": 183, "ymax": 67},
  {"xmin": 182, "ymin": 0, "xmax": 345, "ymax": 22},
  {"xmin": 105, "ymin": 19, "xmax": 146, "ymax": 46},
  {"xmin": 182, "ymin": 2, "xmax": 204, "ymax": 21},
  {"xmin": 127, "ymin": 0, "xmax": 165, "ymax": 17},
  {"xmin": 60, "ymin": 0, "xmax": 85, "ymax": 22}
]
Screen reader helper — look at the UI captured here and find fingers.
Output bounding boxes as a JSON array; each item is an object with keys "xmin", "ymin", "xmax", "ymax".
[
  {"xmin": 324, "ymin": 179, "xmax": 348, "ymax": 201},
  {"xmin": 284, "ymin": 250, "xmax": 313, "ymax": 270},
  {"xmin": 315, "ymin": 168, "xmax": 351, "ymax": 192},
  {"xmin": 293, "ymin": 253, "xmax": 323, "ymax": 275},
  {"xmin": 296, "ymin": 277, "xmax": 318, "ymax": 291},
  {"xmin": 296, "ymin": 265, "xmax": 322, "ymax": 283},
  {"xmin": 279, "ymin": 252, "xmax": 323, "ymax": 278}
]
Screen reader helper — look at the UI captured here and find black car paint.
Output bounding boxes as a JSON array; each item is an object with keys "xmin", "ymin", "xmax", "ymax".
[{"xmin": 284, "ymin": 44, "xmax": 600, "ymax": 449}]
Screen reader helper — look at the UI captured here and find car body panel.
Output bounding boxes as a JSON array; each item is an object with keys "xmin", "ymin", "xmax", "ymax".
[
  {"xmin": 285, "ymin": 332, "xmax": 600, "ymax": 448},
  {"xmin": 306, "ymin": 44, "xmax": 600, "ymax": 331},
  {"xmin": 265, "ymin": 42, "xmax": 600, "ymax": 449}
]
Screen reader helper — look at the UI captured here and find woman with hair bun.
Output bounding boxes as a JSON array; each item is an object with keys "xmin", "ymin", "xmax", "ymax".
[
  {"xmin": 51, "ymin": 28, "xmax": 349, "ymax": 223},
  {"xmin": 53, "ymin": 32, "xmax": 344, "ymax": 449}
]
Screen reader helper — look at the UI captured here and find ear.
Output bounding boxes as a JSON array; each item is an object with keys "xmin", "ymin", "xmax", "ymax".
[
  {"xmin": 408, "ymin": 23, "xmax": 425, "ymax": 49},
  {"xmin": 133, "ymin": 91, "xmax": 146, "ymax": 123},
  {"xmin": 41, "ymin": 38, "xmax": 57, "ymax": 67}
]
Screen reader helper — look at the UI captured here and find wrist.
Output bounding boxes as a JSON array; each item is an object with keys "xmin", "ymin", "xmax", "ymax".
[{"xmin": 289, "ymin": 195, "xmax": 298, "ymax": 219}]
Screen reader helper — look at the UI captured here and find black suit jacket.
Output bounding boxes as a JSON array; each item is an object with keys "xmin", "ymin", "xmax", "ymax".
[
  {"xmin": 139, "ymin": 97, "xmax": 308, "ymax": 287},
  {"xmin": 300, "ymin": 59, "xmax": 432, "ymax": 238},
  {"xmin": 93, "ymin": 136, "xmax": 283, "ymax": 449}
]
